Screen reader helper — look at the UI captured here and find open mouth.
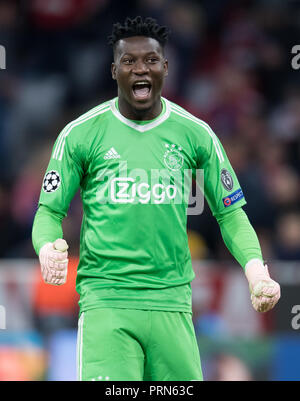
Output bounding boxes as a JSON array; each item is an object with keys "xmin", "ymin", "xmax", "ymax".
[{"xmin": 132, "ymin": 81, "xmax": 152, "ymax": 101}]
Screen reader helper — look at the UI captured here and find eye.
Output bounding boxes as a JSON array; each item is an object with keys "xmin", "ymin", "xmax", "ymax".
[
  {"xmin": 122, "ymin": 58, "xmax": 134, "ymax": 65},
  {"xmin": 147, "ymin": 57, "xmax": 159, "ymax": 63}
]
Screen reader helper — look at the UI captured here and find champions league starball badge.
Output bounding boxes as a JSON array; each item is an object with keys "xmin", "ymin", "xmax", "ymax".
[
  {"xmin": 163, "ymin": 144, "xmax": 184, "ymax": 171},
  {"xmin": 43, "ymin": 170, "xmax": 61, "ymax": 193}
]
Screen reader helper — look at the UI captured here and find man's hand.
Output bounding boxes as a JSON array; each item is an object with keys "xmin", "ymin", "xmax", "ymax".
[
  {"xmin": 39, "ymin": 239, "xmax": 69, "ymax": 286},
  {"xmin": 245, "ymin": 259, "xmax": 280, "ymax": 313}
]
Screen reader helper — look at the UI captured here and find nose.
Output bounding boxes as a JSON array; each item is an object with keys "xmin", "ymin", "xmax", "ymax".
[{"xmin": 132, "ymin": 59, "xmax": 149, "ymax": 75}]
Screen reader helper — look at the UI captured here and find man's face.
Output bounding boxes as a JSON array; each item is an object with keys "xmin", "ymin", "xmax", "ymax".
[{"xmin": 111, "ymin": 36, "xmax": 168, "ymax": 112}]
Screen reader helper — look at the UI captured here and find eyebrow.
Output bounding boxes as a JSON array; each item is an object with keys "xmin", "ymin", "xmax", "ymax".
[
  {"xmin": 114, "ymin": 45, "xmax": 164, "ymax": 61},
  {"xmin": 121, "ymin": 51, "xmax": 161, "ymax": 57}
]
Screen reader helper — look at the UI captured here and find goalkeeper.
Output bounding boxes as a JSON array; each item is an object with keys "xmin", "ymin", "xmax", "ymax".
[{"xmin": 32, "ymin": 16, "xmax": 280, "ymax": 381}]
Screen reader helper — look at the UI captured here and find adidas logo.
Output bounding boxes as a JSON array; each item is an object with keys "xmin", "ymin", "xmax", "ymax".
[{"xmin": 104, "ymin": 147, "xmax": 121, "ymax": 160}]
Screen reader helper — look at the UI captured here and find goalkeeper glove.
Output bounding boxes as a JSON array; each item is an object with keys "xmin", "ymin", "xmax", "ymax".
[
  {"xmin": 245, "ymin": 259, "xmax": 280, "ymax": 313},
  {"xmin": 39, "ymin": 238, "xmax": 69, "ymax": 286}
]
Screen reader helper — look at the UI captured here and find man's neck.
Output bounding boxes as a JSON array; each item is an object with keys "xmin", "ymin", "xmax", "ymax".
[{"xmin": 118, "ymin": 96, "xmax": 162, "ymax": 121}]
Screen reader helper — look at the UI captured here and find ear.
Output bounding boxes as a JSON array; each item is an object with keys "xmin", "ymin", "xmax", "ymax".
[
  {"xmin": 111, "ymin": 62, "xmax": 117, "ymax": 80},
  {"xmin": 164, "ymin": 59, "xmax": 168, "ymax": 77}
]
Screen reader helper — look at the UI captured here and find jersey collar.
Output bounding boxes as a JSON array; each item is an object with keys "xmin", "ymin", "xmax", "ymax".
[{"xmin": 110, "ymin": 97, "xmax": 171, "ymax": 132}]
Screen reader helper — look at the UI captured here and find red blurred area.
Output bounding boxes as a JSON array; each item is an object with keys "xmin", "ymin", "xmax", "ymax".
[{"xmin": 29, "ymin": 0, "xmax": 107, "ymax": 29}]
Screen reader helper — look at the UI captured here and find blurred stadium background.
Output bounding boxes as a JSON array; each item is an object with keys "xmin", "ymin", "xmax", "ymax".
[{"xmin": 0, "ymin": 0, "xmax": 300, "ymax": 381}]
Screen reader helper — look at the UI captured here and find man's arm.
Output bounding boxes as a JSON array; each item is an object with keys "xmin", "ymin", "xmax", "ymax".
[
  {"xmin": 195, "ymin": 123, "xmax": 280, "ymax": 312},
  {"xmin": 215, "ymin": 208, "xmax": 263, "ymax": 268},
  {"xmin": 32, "ymin": 205, "xmax": 64, "ymax": 255},
  {"xmin": 32, "ymin": 125, "xmax": 84, "ymax": 285},
  {"xmin": 216, "ymin": 207, "xmax": 280, "ymax": 313}
]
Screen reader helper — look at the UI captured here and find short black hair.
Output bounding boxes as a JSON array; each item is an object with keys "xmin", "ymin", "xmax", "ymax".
[{"xmin": 108, "ymin": 16, "xmax": 170, "ymax": 51}]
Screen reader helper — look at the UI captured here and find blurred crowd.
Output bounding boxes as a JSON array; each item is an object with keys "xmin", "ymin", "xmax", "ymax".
[{"xmin": 0, "ymin": 0, "xmax": 299, "ymax": 263}]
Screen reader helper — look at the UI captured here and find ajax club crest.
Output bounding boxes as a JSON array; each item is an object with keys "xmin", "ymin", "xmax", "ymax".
[{"xmin": 163, "ymin": 144, "xmax": 184, "ymax": 171}]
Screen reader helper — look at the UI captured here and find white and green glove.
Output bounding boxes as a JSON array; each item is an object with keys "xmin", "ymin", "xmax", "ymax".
[
  {"xmin": 245, "ymin": 259, "xmax": 281, "ymax": 313},
  {"xmin": 39, "ymin": 238, "xmax": 69, "ymax": 286}
]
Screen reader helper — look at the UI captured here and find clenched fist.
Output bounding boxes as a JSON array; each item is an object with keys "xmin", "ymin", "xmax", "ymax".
[
  {"xmin": 39, "ymin": 239, "xmax": 69, "ymax": 285},
  {"xmin": 245, "ymin": 259, "xmax": 281, "ymax": 313}
]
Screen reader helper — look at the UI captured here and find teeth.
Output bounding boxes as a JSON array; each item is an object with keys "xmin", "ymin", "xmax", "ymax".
[{"xmin": 134, "ymin": 81, "xmax": 149, "ymax": 86}]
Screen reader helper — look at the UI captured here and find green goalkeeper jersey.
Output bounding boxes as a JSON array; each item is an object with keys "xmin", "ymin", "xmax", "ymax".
[{"xmin": 35, "ymin": 97, "xmax": 247, "ymax": 313}]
